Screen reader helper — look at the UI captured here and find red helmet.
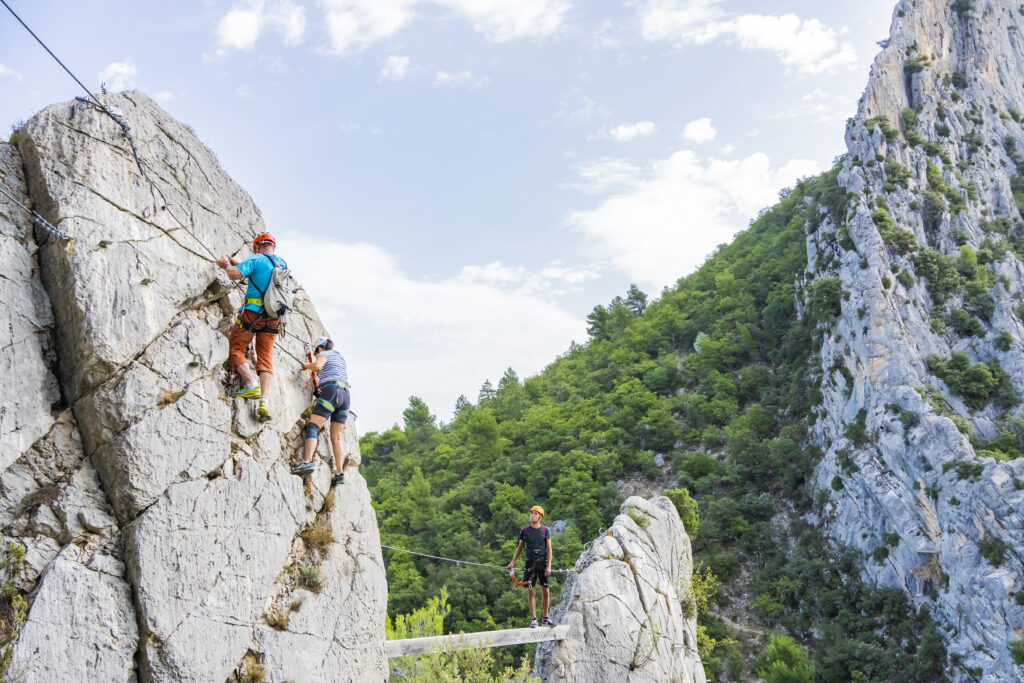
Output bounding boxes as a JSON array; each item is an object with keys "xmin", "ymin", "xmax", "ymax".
[{"xmin": 251, "ymin": 232, "xmax": 276, "ymax": 251}]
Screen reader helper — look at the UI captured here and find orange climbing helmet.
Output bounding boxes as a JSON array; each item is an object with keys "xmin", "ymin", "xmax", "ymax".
[
  {"xmin": 530, "ymin": 505, "xmax": 545, "ymax": 519},
  {"xmin": 252, "ymin": 232, "xmax": 276, "ymax": 250}
]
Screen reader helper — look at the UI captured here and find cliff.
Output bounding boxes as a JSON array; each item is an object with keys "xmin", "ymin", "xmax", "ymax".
[
  {"xmin": 809, "ymin": 0, "xmax": 1024, "ymax": 678},
  {"xmin": 0, "ymin": 92, "xmax": 387, "ymax": 682},
  {"xmin": 537, "ymin": 496, "xmax": 705, "ymax": 683}
]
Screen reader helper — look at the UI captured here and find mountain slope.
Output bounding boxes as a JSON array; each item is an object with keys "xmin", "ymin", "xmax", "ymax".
[
  {"xmin": 366, "ymin": 1, "xmax": 1024, "ymax": 680},
  {"xmin": 810, "ymin": 0, "xmax": 1024, "ymax": 678}
]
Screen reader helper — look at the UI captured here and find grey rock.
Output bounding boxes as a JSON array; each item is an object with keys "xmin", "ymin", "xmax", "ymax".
[
  {"xmin": 3, "ymin": 92, "xmax": 386, "ymax": 682},
  {"xmin": 537, "ymin": 496, "xmax": 705, "ymax": 683},
  {"xmin": 9, "ymin": 543, "xmax": 137, "ymax": 683},
  {"xmin": 805, "ymin": 1, "xmax": 1024, "ymax": 679},
  {"xmin": 0, "ymin": 142, "xmax": 60, "ymax": 471}
]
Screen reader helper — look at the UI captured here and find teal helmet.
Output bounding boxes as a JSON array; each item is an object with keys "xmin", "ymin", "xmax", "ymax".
[{"xmin": 314, "ymin": 336, "xmax": 330, "ymax": 351}]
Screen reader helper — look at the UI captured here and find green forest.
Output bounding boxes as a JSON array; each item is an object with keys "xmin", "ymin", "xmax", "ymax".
[{"xmin": 361, "ymin": 167, "xmax": 947, "ymax": 681}]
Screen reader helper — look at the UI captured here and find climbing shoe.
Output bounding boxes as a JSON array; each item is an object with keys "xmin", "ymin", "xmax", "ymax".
[
  {"xmin": 331, "ymin": 472, "xmax": 345, "ymax": 487},
  {"xmin": 542, "ymin": 617, "xmax": 554, "ymax": 627},
  {"xmin": 529, "ymin": 618, "xmax": 538, "ymax": 629},
  {"xmin": 256, "ymin": 401, "xmax": 272, "ymax": 422},
  {"xmin": 290, "ymin": 461, "xmax": 314, "ymax": 475},
  {"xmin": 233, "ymin": 385, "xmax": 262, "ymax": 400}
]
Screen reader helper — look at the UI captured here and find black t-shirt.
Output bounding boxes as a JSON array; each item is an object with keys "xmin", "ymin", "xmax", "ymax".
[{"xmin": 519, "ymin": 525, "xmax": 550, "ymax": 561}]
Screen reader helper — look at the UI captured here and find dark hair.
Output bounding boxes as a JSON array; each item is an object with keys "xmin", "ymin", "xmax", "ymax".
[{"xmin": 319, "ymin": 340, "xmax": 334, "ymax": 351}]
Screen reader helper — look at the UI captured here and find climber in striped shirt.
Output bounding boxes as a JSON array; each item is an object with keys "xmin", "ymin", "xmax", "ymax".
[{"xmin": 292, "ymin": 337, "xmax": 350, "ymax": 487}]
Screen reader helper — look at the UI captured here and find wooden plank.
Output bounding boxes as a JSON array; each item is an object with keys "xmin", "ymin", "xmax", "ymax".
[{"xmin": 386, "ymin": 624, "xmax": 571, "ymax": 658}]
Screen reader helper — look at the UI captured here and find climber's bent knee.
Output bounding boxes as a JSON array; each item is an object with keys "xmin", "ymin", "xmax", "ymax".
[{"xmin": 304, "ymin": 422, "xmax": 319, "ymax": 441}]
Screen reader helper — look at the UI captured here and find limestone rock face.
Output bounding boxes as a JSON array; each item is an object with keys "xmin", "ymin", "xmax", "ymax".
[
  {"xmin": 536, "ymin": 496, "xmax": 705, "ymax": 683},
  {"xmin": 805, "ymin": 1, "xmax": 1024, "ymax": 679},
  {"xmin": 2, "ymin": 93, "xmax": 387, "ymax": 682}
]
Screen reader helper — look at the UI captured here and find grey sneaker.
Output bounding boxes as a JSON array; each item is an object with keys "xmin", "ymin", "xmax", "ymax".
[
  {"xmin": 331, "ymin": 472, "xmax": 345, "ymax": 487},
  {"xmin": 290, "ymin": 461, "xmax": 314, "ymax": 475},
  {"xmin": 529, "ymin": 618, "xmax": 538, "ymax": 628},
  {"xmin": 542, "ymin": 616, "xmax": 554, "ymax": 626}
]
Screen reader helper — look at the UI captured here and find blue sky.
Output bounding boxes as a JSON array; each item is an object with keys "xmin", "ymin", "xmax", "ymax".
[{"xmin": 2, "ymin": 0, "xmax": 897, "ymax": 433}]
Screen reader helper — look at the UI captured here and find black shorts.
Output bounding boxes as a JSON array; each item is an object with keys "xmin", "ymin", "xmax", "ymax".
[
  {"xmin": 523, "ymin": 560, "xmax": 548, "ymax": 588},
  {"xmin": 312, "ymin": 384, "xmax": 350, "ymax": 424}
]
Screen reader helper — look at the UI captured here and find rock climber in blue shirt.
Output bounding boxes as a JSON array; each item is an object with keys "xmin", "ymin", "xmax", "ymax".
[{"xmin": 215, "ymin": 232, "xmax": 287, "ymax": 422}]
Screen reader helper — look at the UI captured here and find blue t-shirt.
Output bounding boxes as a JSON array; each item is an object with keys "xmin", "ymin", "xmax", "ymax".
[{"xmin": 237, "ymin": 254, "xmax": 287, "ymax": 313}]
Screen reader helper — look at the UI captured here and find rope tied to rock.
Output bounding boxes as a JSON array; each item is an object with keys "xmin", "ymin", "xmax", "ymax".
[
  {"xmin": 0, "ymin": 183, "xmax": 72, "ymax": 250},
  {"xmin": 2, "ymin": 0, "xmax": 355, "ymax": 377}
]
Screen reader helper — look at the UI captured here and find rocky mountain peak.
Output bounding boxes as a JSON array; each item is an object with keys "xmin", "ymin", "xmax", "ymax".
[{"xmin": 805, "ymin": 0, "xmax": 1024, "ymax": 679}]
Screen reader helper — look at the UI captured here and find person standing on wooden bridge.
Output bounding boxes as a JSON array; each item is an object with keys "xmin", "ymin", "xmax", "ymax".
[{"xmin": 507, "ymin": 505, "xmax": 554, "ymax": 628}]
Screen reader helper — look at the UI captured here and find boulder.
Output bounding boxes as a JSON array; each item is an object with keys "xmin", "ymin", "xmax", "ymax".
[{"xmin": 537, "ymin": 496, "xmax": 705, "ymax": 683}]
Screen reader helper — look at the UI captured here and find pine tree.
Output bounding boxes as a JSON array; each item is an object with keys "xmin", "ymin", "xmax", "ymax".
[
  {"xmin": 625, "ymin": 283, "xmax": 648, "ymax": 316},
  {"xmin": 477, "ymin": 379, "xmax": 496, "ymax": 401}
]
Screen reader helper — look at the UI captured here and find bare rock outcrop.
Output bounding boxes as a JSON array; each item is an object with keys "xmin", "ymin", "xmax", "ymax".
[
  {"xmin": 537, "ymin": 496, "xmax": 705, "ymax": 683},
  {"xmin": 804, "ymin": 1, "xmax": 1024, "ymax": 679},
  {"xmin": 1, "ymin": 92, "xmax": 387, "ymax": 682}
]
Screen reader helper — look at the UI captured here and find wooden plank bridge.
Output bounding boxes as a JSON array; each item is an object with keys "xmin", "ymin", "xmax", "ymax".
[{"xmin": 386, "ymin": 624, "xmax": 571, "ymax": 658}]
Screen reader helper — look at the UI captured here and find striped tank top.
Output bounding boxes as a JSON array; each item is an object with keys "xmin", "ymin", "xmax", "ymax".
[{"xmin": 317, "ymin": 349, "xmax": 348, "ymax": 385}]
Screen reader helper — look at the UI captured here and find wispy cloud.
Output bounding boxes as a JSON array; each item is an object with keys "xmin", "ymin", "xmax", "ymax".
[
  {"xmin": 435, "ymin": 0, "xmax": 570, "ymax": 42},
  {"xmin": 555, "ymin": 90, "xmax": 607, "ymax": 122},
  {"xmin": 775, "ymin": 88, "xmax": 855, "ymax": 123},
  {"xmin": 682, "ymin": 117, "xmax": 715, "ymax": 143},
  {"xmin": 566, "ymin": 149, "xmax": 819, "ymax": 288},
  {"xmin": 225, "ymin": 0, "xmax": 569, "ymax": 56},
  {"xmin": 0, "ymin": 65, "xmax": 22, "ymax": 81},
  {"xmin": 640, "ymin": 0, "xmax": 856, "ymax": 75},
  {"xmin": 456, "ymin": 259, "xmax": 600, "ymax": 295},
  {"xmin": 380, "ymin": 55, "xmax": 412, "ymax": 81},
  {"xmin": 600, "ymin": 121, "xmax": 656, "ymax": 142},
  {"xmin": 281, "ymin": 232, "xmax": 587, "ymax": 431},
  {"xmin": 434, "ymin": 70, "xmax": 489, "ymax": 87},
  {"xmin": 99, "ymin": 59, "xmax": 137, "ymax": 91},
  {"xmin": 153, "ymin": 91, "xmax": 175, "ymax": 102}
]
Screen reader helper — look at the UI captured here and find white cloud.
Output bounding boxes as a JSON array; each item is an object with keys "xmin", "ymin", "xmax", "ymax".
[
  {"xmin": 640, "ymin": 0, "xmax": 724, "ymax": 43},
  {"xmin": 434, "ymin": 0, "xmax": 570, "ymax": 42},
  {"xmin": 605, "ymin": 121, "xmax": 656, "ymax": 142},
  {"xmin": 153, "ymin": 91, "xmax": 175, "ymax": 102},
  {"xmin": 99, "ymin": 59, "xmax": 137, "ymax": 91},
  {"xmin": 434, "ymin": 70, "xmax": 488, "ymax": 87},
  {"xmin": 565, "ymin": 149, "xmax": 819, "ymax": 288},
  {"xmin": 321, "ymin": 0, "xmax": 417, "ymax": 55},
  {"xmin": 274, "ymin": 2, "xmax": 307, "ymax": 44},
  {"xmin": 215, "ymin": 0, "xmax": 306, "ymax": 52},
  {"xmin": 217, "ymin": 6, "xmax": 263, "ymax": 50},
  {"xmin": 380, "ymin": 55, "xmax": 411, "ymax": 81},
  {"xmin": 456, "ymin": 259, "xmax": 600, "ymax": 295},
  {"xmin": 639, "ymin": 0, "xmax": 856, "ymax": 74},
  {"xmin": 682, "ymin": 117, "xmax": 715, "ymax": 142},
  {"xmin": 236, "ymin": 85, "xmax": 255, "ymax": 98},
  {"xmin": 316, "ymin": 0, "xmax": 569, "ymax": 55},
  {"xmin": 726, "ymin": 14, "xmax": 856, "ymax": 75},
  {"xmin": 0, "ymin": 65, "xmax": 22, "ymax": 81},
  {"xmin": 280, "ymin": 233, "xmax": 587, "ymax": 431}
]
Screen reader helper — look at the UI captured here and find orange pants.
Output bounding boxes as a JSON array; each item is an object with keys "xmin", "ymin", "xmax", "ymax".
[{"xmin": 228, "ymin": 310, "xmax": 280, "ymax": 374}]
